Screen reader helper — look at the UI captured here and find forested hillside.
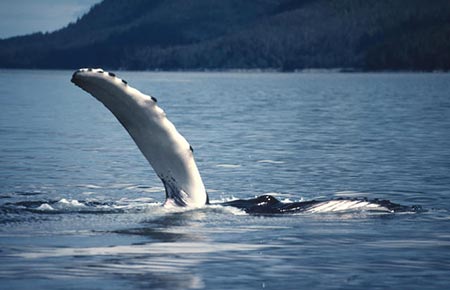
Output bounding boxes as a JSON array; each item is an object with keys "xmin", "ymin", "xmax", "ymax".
[{"xmin": 0, "ymin": 0, "xmax": 449, "ymax": 71}]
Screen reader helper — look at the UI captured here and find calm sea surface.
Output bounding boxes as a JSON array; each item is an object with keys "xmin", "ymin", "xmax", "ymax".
[{"xmin": 0, "ymin": 70, "xmax": 449, "ymax": 289}]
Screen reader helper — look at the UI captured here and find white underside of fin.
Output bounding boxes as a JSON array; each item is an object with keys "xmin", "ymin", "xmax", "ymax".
[{"xmin": 71, "ymin": 68, "xmax": 207, "ymax": 207}]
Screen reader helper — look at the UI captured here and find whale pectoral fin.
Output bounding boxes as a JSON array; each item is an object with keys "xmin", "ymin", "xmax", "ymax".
[{"xmin": 71, "ymin": 68, "xmax": 208, "ymax": 207}]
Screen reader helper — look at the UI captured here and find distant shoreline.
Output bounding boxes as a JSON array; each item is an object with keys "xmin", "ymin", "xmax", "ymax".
[{"xmin": 2, "ymin": 1, "xmax": 449, "ymax": 73}]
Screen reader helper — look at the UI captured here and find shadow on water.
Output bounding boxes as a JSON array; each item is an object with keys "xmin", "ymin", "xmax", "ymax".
[{"xmin": 114, "ymin": 210, "xmax": 208, "ymax": 243}]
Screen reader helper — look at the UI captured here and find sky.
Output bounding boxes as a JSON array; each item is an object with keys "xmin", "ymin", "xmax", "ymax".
[{"xmin": 0, "ymin": 0, "xmax": 102, "ymax": 39}]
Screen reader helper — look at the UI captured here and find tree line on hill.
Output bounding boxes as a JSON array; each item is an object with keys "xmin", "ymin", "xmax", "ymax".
[{"xmin": 0, "ymin": 0, "xmax": 449, "ymax": 71}]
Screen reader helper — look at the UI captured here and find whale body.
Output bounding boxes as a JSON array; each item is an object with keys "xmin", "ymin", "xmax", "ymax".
[{"xmin": 71, "ymin": 69, "xmax": 420, "ymax": 214}]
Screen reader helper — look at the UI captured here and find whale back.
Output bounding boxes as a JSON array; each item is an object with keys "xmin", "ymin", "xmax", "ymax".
[
  {"xmin": 223, "ymin": 195, "xmax": 422, "ymax": 214},
  {"xmin": 71, "ymin": 68, "xmax": 208, "ymax": 207}
]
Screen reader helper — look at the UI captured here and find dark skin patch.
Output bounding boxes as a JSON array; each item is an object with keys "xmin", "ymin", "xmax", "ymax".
[
  {"xmin": 151, "ymin": 96, "xmax": 158, "ymax": 102},
  {"xmin": 122, "ymin": 79, "xmax": 128, "ymax": 85},
  {"xmin": 108, "ymin": 72, "xmax": 116, "ymax": 77},
  {"xmin": 189, "ymin": 145, "xmax": 194, "ymax": 152}
]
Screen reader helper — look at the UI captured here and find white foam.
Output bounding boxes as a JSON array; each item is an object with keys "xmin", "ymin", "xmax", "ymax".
[
  {"xmin": 112, "ymin": 198, "xmax": 161, "ymax": 211},
  {"xmin": 207, "ymin": 204, "xmax": 247, "ymax": 216},
  {"xmin": 36, "ymin": 203, "xmax": 54, "ymax": 211},
  {"xmin": 57, "ymin": 198, "xmax": 86, "ymax": 208},
  {"xmin": 209, "ymin": 196, "xmax": 239, "ymax": 203}
]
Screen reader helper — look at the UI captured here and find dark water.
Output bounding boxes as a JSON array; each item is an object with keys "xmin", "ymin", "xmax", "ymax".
[{"xmin": 1, "ymin": 70, "xmax": 450, "ymax": 289}]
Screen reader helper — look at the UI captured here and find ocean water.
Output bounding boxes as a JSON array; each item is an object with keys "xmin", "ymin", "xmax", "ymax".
[{"xmin": 0, "ymin": 70, "xmax": 449, "ymax": 289}]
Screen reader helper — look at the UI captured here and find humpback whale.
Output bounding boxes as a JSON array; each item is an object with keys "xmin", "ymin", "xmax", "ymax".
[{"xmin": 71, "ymin": 68, "xmax": 419, "ymax": 214}]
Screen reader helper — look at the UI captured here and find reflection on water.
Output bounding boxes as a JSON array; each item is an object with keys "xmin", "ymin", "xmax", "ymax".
[
  {"xmin": 116, "ymin": 211, "xmax": 209, "ymax": 242},
  {"xmin": 1, "ymin": 70, "xmax": 450, "ymax": 289}
]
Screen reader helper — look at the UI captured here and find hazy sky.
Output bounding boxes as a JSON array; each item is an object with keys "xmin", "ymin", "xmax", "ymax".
[{"xmin": 0, "ymin": 0, "xmax": 102, "ymax": 39}]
